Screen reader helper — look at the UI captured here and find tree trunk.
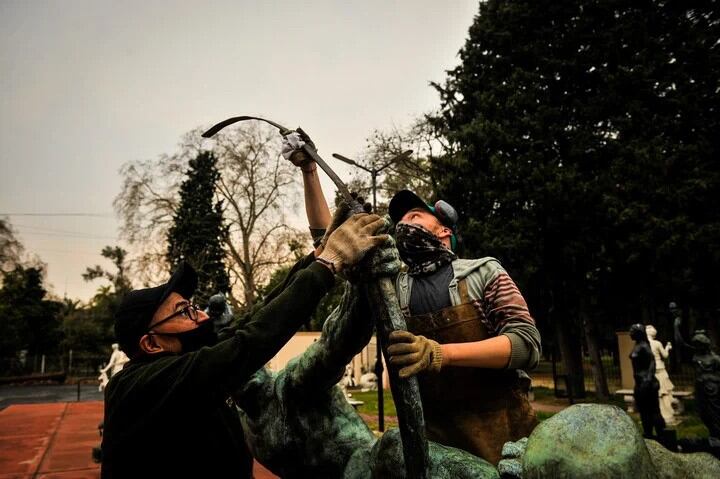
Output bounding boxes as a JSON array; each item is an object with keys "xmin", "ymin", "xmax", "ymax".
[
  {"xmin": 583, "ymin": 313, "xmax": 609, "ymax": 400},
  {"xmin": 243, "ymin": 266, "xmax": 255, "ymax": 309},
  {"xmin": 555, "ymin": 314, "xmax": 586, "ymax": 400},
  {"xmin": 242, "ymin": 230, "xmax": 255, "ymax": 309}
]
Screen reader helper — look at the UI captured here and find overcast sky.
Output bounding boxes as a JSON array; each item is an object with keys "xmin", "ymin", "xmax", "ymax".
[{"xmin": 0, "ymin": 0, "xmax": 478, "ymax": 301}]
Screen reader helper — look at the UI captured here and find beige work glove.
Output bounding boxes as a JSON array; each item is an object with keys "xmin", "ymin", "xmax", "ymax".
[
  {"xmin": 387, "ymin": 330, "xmax": 443, "ymax": 378},
  {"xmin": 316, "ymin": 193, "xmax": 372, "ymax": 255},
  {"xmin": 345, "ymin": 215, "xmax": 401, "ymax": 283},
  {"xmin": 316, "ymin": 213, "xmax": 387, "ymax": 274}
]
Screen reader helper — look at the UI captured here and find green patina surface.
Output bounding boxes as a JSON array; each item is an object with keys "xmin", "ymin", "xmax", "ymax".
[
  {"xmin": 523, "ymin": 404, "xmax": 657, "ymax": 478},
  {"xmin": 645, "ymin": 438, "xmax": 720, "ymax": 479}
]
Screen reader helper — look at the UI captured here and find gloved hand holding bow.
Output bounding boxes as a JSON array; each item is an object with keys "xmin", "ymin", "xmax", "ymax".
[{"xmin": 281, "ymin": 129, "xmax": 317, "ymax": 172}]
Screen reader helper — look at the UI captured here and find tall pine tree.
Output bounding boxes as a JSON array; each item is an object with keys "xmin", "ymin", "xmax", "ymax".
[
  {"xmin": 167, "ymin": 151, "xmax": 230, "ymax": 306},
  {"xmin": 432, "ymin": 0, "xmax": 720, "ymax": 395}
]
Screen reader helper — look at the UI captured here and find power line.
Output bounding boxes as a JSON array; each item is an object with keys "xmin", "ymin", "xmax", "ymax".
[
  {"xmin": 16, "ymin": 231, "xmax": 118, "ymax": 240},
  {"xmin": 13, "ymin": 224, "xmax": 119, "ymax": 241},
  {"xmin": 0, "ymin": 213, "xmax": 114, "ymax": 218}
]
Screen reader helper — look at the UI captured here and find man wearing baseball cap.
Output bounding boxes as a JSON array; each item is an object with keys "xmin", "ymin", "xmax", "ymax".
[
  {"xmin": 101, "ymin": 212, "xmax": 387, "ymax": 478},
  {"xmin": 386, "ymin": 189, "xmax": 541, "ymax": 465},
  {"xmin": 281, "ymin": 136, "xmax": 540, "ymax": 464}
]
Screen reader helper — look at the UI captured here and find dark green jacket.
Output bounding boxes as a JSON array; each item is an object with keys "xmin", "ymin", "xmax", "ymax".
[{"xmin": 101, "ymin": 254, "xmax": 333, "ymax": 478}]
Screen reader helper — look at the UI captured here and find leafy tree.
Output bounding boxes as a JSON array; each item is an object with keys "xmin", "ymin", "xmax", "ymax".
[
  {"xmin": 56, "ymin": 246, "xmax": 131, "ymax": 359},
  {"xmin": 166, "ymin": 151, "xmax": 230, "ymax": 307},
  {"xmin": 59, "ymin": 297, "xmax": 105, "ymax": 356},
  {"xmin": 0, "ymin": 218, "xmax": 24, "ymax": 276},
  {"xmin": 115, "ymin": 125, "xmax": 307, "ymax": 311},
  {"xmin": 336, "ymin": 117, "xmax": 449, "ymax": 215},
  {"xmin": 83, "ymin": 246, "xmax": 132, "ymax": 294},
  {"xmin": 0, "ymin": 266, "xmax": 62, "ymax": 357},
  {"xmin": 431, "ymin": 0, "xmax": 720, "ymax": 396},
  {"xmin": 367, "ymin": 116, "xmax": 449, "ymax": 204}
]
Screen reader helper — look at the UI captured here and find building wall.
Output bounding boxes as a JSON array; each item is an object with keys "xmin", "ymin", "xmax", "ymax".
[{"xmin": 266, "ymin": 332, "xmax": 382, "ymax": 384}]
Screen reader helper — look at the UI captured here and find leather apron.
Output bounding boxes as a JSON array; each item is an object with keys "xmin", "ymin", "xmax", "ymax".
[{"xmin": 404, "ymin": 279, "xmax": 537, "ymax": 465}]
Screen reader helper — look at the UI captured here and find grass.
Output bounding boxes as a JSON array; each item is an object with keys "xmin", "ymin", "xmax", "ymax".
[
  {"xmin": 350, "ymin": 386, "xmax": 710, "ymax": 440},
  {"xmin": 351, "ymin": 390, "xmax": 397, "ymax": 417},
  {"xmin": 532, "ymin": 386, "xmax": 626, "ymax": 409}
]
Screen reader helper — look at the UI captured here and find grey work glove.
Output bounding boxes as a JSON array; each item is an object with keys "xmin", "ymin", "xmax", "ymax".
[
  {"xmin": 387, "ymin": 330, "xmax": 443, "ymax": 378},
  {"xmin": 317, "ymin": 213, "xmax": 388, "ymax": 274},
  {"xmin": 280, "ymin": 129, "xmax": 317, "ymax": 171}
]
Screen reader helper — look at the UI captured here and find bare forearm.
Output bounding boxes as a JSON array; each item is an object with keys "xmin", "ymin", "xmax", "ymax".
[
  {"xmin": 441, "ymin": 335, "xmax": 512, "ymax": 369},
  {"xmin": 302, "ymin": 168, "xmax": 331, "ymax": 229}
]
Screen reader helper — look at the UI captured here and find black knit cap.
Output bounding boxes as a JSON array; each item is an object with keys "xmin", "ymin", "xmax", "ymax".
[{"xmin": 114, "ymin": 262, "xmax": 198, "ymax": 357}]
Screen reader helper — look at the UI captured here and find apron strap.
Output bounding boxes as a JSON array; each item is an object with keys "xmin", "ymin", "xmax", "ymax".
[{"xmin": 458, "ymin": 278, "xmax": 471, "ymax": 304}]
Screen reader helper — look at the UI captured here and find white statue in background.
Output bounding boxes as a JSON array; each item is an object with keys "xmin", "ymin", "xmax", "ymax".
[
  {"xmin": 98, "ymin": 367, "xmax": 109, "ymax": 392},
  {"xmin": 646, "ymin": 324, "xmax": 676, "ymax": 425},
  {"xmin": 359, "ymin": 369, "xmax": 378, "ymax": 392},
  {"xmin": 339, "ymin": 363, "xmax": 356, "ymax": 398},
  {"xmin": 98, "ymin": 343, "xmax": 130, "ymax": 392}
]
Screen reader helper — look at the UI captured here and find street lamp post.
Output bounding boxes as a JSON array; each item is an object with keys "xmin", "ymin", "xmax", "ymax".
[{"xmin": 332, "ymin": 149, "xmax": 412, "ymax": 432}]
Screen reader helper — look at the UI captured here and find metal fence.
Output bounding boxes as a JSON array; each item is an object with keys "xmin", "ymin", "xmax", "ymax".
[
  {"xmin": 0, "ymin": 352, "xmax": 107, "ymax": 379},
  {"xmin": 532, "ymin": 355, "xmax": 696, "ymax": 395}
]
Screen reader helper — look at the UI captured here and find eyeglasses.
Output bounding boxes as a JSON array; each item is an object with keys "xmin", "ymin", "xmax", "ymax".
[{"xmin": 147, "ymin": 303, "xmax": 201, "ymax": 332}]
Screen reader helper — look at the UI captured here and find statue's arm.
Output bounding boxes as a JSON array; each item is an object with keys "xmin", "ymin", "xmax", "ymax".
[
  {"xmin": 288, "ymin": 282, "xmax": 373, "ymax": 391},
  {"xmin": 659, "ymin": 342, "xmax": 671, "ymax": 359},
  {"xmin": 712, "ymin": 354, "xmax": 720, "ymax": 373},
  {"xmin": 102, "ymin": 352, "xmax": 117, "ymax": 372}
]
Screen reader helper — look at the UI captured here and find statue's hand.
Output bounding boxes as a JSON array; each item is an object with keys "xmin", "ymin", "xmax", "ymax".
[
  {"xmin": 497, "ymin": 438, "xmax": 528, "ymax": 479},
  {"xmin": 666, "ymin": 342, "xmax": 672, "ymax": 351}
]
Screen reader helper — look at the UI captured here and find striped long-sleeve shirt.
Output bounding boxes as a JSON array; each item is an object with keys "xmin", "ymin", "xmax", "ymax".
[{"xmin": 397, "ymin": 257, "xmax": 541, "ymax": 370}]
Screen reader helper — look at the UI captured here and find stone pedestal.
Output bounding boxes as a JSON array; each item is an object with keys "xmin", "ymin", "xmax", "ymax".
[{"xmin": 616, "ymin": 331, "xmax": 634, "ymax": 390}]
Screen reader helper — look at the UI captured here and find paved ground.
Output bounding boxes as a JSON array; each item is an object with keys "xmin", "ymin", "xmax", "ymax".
[
  {"xmin": 0, "ymin": 384, "xmax": 568, "ymax": 478},
  {"xmin": 0, "ymin": 384, "xmax": 103, "ymax": 411},
  {"xmin": 0, "ymin": 385, "xmax": 278, "ymax": 478}
]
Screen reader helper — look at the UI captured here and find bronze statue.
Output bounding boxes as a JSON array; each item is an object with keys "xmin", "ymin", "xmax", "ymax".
[
  {"xmin": 691, "ymin": 331, "xmax": 720, "ymax": 440},
  {"xmin": 205, "ymin": 293, "xmax": 233, "ymax": 333},
  {"xmin": 231, "ymin": 239, "xmax": 497, "ymax": 478},
  {"xmin": 629, "ymin": 323, "xmax": 666, "ymax": 439}
]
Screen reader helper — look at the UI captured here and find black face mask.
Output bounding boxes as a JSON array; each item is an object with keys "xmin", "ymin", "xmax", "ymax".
[
  {"xmin": 160, "ymin": 320, "xmax": 218, "ymax": 353},
  {"xmin": 395, "ymin": 222, "xmax": 457, "ymax": 276}
]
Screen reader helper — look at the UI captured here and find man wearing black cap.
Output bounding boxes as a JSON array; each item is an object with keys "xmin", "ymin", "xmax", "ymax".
[
  {"xmin": 385, "ymin": 189, "xmax": 541, "ymax": 465},
  {"xmin": 101, "ymin": 212, "xmax": 387, "ymax": 478}
]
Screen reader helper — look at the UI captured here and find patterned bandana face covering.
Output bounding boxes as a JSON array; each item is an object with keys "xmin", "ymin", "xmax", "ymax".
[{"xmin": 395, "ymin": 222, "xmax": 457, "ymax": 276}]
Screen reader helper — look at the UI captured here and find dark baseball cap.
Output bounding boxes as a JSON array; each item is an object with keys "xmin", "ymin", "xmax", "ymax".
[
  {"xmin": 389, "ymin": 190, "xmax": 459, "ymax": 230},
  {"xmin": 389, "ymin": 190, "xmax": 461, "ymax": 250},
  {"xmin": 114, "ymin": 262, "xmax": 198, "ymax": 357}
]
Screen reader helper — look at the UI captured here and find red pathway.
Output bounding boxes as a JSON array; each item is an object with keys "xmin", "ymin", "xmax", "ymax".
[{"xmin": 0, "ymin": 401, "xmax": 277, "ymax": 479}]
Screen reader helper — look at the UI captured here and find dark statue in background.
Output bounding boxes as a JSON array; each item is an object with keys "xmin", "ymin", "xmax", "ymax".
[
  {"xmin": 691, "ymin": 331, "xmax": 720, "ymax": 441},
  {"xmin": 629, "ymin": 323, "xmax": 666, "ymax": 439},
  {"xmin": 205, "ymin": 293, "xmax": 233, "ymax": 333}
]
